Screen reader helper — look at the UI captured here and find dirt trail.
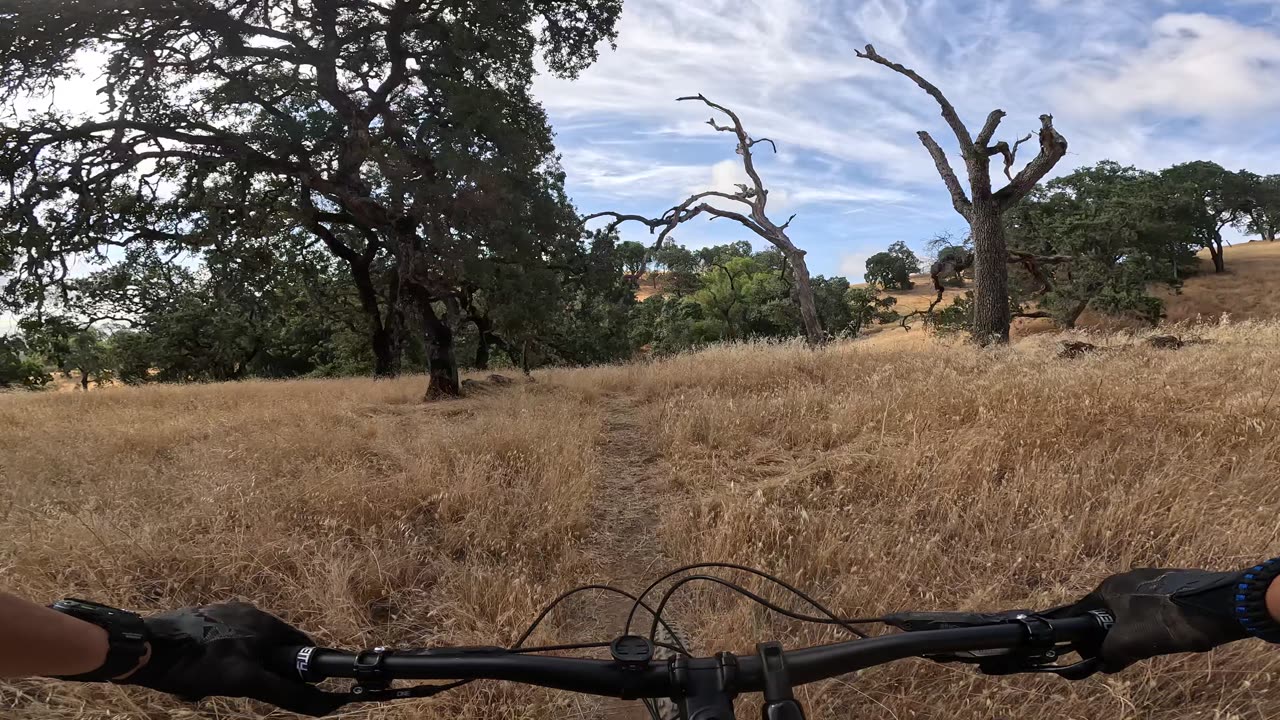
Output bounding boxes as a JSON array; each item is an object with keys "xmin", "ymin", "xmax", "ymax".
[{"xmin": 575, "ymin": 393, "xmax": 675, "ymax": 720}]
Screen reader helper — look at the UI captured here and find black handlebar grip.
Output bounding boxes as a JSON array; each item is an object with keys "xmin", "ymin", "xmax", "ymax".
[
  {"xmin": 271, "ymin": 646, "xmax": 314, "ymax": 681},
  {"xmin": 1048, "ymin": 611, "xmax": 1113, "ymax": 650}
]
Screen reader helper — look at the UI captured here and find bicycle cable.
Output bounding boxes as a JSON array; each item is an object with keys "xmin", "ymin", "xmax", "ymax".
[
  {"xmin": 645, "ymin": 573, "xmax": 888, "ymax": 644},
  {"xmin": 625, "ymin": 562, "xmax": 886, "ymax": 639}
]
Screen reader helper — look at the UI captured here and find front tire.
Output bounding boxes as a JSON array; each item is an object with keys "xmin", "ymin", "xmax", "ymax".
[{"xmin": 650, "ymin": 621, "xmax": 694, "ymax": 720}]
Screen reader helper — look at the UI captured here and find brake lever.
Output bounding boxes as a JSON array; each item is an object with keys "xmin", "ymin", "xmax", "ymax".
[{"xmin": 885, "ymin": 610, "xmax": 1104, "ymax": 679}]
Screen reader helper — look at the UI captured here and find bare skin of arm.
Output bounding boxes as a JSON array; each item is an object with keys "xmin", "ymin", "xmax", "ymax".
[
  {"xmin": 0, "ymin": 593, "xmax": 149, "ymax": 679},
  {"xmin": 1269, "ymin": 580, "xmax": 1280, "ymax": 625}
]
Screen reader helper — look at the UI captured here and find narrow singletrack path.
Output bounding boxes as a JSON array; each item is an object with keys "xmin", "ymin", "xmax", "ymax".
[{"xmin": 575, "ymin": 393, "xmax": 676, "ymax": 720}]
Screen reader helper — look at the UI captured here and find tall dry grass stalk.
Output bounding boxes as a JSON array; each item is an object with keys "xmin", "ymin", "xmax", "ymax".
[{"xmin": 3, "ymin": 319, "xmax": 1280, "ymax": 719}]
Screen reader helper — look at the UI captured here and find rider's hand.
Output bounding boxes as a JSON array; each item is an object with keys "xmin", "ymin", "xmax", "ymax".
[
  {"xmin": 1049, "ymin": 568, "xmax": 1251, "ymax": 672},
  {"xmin": 122, "ymin": 602, "xmax": 342, "ymax": 717}
]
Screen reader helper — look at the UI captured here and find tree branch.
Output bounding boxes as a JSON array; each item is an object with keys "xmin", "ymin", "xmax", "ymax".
[
  {"xmin": 975, "ymin": 109, "xmax": 1006, "ymax": 148},
  {"xmin": 581, "ymin": 211, "xmax": 668, "ymax": 234},
  {"xmin": 995, "ymin": 115, "xmax": 1069, "ymax": 211},
  {"xmin": 898, "ymin": 284, "xmax": 948, "ymax": 331},
  {"xmin": 583, "ymin": 190, "xmax": 759, "ymax": 248},
  {"xmin": 1008, "ymin": 250, "xmax": 1072, "ymax": 294},
  {"xmin": 918, "ymin": 131, "xmax": 972, "ymax": 221},
  {"xmin": 677, "ymin": 94, "xmax": 770, "ymax": 207},
  {"xmin": 855, "ymin": 44, "xmax": 975, "ymax": 156}
]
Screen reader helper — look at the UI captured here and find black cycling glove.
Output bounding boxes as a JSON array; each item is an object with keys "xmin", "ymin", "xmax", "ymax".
[
  {"xmin": 1049, "ymin": 567, "xmax": 1257, "ymax": 672},
  {"xmin": 122, "ymin": 602, "xmax": 343, "ymax": 716}
]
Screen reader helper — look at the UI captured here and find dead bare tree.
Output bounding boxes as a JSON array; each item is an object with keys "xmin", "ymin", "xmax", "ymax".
[
  {"xmin": 856, "ymin": 45, "xmax": 1068, "ymax": 345},
  {"xmin": 584, "ymin": 95, "xmax": 826, "ymax": 346}
]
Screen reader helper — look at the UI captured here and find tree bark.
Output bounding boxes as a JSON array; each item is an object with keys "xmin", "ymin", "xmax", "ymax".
[
  {"xmin": 787, "ymin": 249, "xmax": 825, "ymax": 345},
  {"xmin": 370, "ymin": 326, "xmax": 400, "ymax": 377},
  {"xmin": 473, "ymin": 318, "xmax": 492, "ymax": 370},
  {"xmin": 969, "ymin": 203, "xmax": 1011, "ymax": 344},
  {"xmin": 1063, "ymin": 298, "xmax": 1091, "ymax": 329},
  {"xmin": 348, "ymin": 259, "xmax": 402, "ymax": 377},
  {"xmin": 421, "ymin": 303, "xmax": 460, "ymax": 400},
  {"xmin": 1209, "ymin": 233, "xmax": 1226, "ymax": 273}
]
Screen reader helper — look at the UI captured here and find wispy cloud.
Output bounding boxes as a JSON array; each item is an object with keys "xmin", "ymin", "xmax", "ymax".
[
  {"xmin": 539, "ymin": 0, "xmax": 1280, "ymax": 276},
  {"xmin": 1062, "ymin": 13, "xmax": 1280, "ymax": 121}
]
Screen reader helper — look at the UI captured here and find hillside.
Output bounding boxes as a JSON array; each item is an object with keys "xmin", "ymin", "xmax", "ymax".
[
  {"xmin": 4, "ymin": 318, "xmax": 1280, "ymax": 720},
  {"xmin": 862, "ymin": 241, "xmax": 1280, "ymax": 342},
  {"xmin": 1158, "ymin": 241, "xmax": 1280, "ymax": 323}
]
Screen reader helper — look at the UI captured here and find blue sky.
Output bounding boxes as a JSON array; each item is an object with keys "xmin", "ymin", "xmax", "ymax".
[{"xmin": 534, "ymin": 0, "xmax": 1280, "ymax": 280}]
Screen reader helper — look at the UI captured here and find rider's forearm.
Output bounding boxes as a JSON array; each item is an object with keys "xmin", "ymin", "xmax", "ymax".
[
  {"xmin": 0, "ymin": 592, "xmax": 151, "ymax": 679},
  {"xmin": 1268, "ymin": 577, "xmax": 1280, "ymax": 623},
  {"xmin": 0, "ymin": 593, "xmax": 111, "ymax": 678}
]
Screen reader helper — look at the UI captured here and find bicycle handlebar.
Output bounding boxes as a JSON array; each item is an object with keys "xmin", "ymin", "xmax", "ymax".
[{"xmin": 274, "ymin": 614, "xmax": 1108, "ymax": 700}]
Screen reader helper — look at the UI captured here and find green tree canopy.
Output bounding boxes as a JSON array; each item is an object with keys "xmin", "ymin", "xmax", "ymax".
[
  {"xmin": 1006, "ymin": 161, "xmax": 1198, "ymax": 327},
  {"xmin": 0, "ymin": 334, "xmax": 50, "ymax": 390},
  {"xmin": 0, "ymin": 0, "xmax": 621, "ymax": 397},
  {"xmin": 865, "ymin": 241, "xmax": 921, "ymax": 290},
  {"xmin": 1158, "ymin": 161, "xmax": 1253, "ymax": 273},
  {"xmin": 1239, "ymin": 172, "xmax": 1280, "ymax": 243}
]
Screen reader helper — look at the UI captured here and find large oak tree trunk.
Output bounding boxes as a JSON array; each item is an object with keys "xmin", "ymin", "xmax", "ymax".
[
  {"xmin": 350, "ymin": 260, "xmax": 403, "ymax": 377},
  {"xmin": 1209, "ymin": 235, "xmax": 1226, "ymax": 273},
  {"xmin": 421, "ymin": 304, "xmax": 460, "ymax": 400},
  {"xmin": 788, "ymin": 249, "xmax": 825, "ymax": 345},
  {"xmin": 371, "ymin": 327, "xmax": 401, "ymax": 377},
  {"xmin": 970, "ymin": 204, "xmax": 1011, "ymax": 344},
  {"xmin": 474, "ymin": 332, "xmax": 491, "ymax": 371}
]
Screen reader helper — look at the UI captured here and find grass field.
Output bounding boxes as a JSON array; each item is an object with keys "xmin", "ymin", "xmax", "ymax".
[{"xmin": 2, "ymin": 245, "xmax": 1280, "ymax": 720}]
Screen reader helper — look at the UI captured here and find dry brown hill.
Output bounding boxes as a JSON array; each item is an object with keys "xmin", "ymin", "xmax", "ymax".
[{"xmin": 4, "ymin": 319, "xmax": 1280, "ymax": 720}]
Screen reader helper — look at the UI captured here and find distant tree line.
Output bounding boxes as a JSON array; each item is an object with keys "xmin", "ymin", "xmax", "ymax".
[{"xmin": 4, "ymin": 154, "xmax": 1276, "ymax": 390}]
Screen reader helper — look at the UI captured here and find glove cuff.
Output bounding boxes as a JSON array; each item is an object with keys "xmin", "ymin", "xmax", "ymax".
[
  {"xmin": 1234, "ymin": 558, "xmax": 1280, "ymax": 643},
  {"xmin": 48, "ymin": 599, "xmax": 150, "ymax": 683}
]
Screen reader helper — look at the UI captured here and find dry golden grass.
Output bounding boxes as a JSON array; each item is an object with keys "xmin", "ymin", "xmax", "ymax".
[
  {"xmin": 577, "ymin": 322, "xmax": 1280, "ymax": 720},
  {"xmin": 1160, "ymin": 241, "xmax": 1280, "ymax": 324},
  {"xmin": 4, "ymin": 304, "xmax": 1280, "ymax": 719},
  {"xmin": 0, "ymin": 374, "xmax": 612, "ymax": 719}
]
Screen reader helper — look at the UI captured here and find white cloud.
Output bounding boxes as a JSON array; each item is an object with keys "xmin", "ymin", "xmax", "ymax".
[
  {"xmin": 1063, "ymin": 13, "xmax": 1280, "ymax": 121},
  {"xmin": 839, "ymin": 252, "xmax": 872, "ymax": 283},
  {"xmin": 559, "ymin": 146, "xmax": 708, "ymax": 201}
]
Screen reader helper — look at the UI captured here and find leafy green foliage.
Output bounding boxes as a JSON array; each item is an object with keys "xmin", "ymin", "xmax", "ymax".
[
  {"xmin": 845, "ymin": 287, "xmax": 898, "ymax": 337},
  {"xmin": 0, "ymin": 0, "xmax": 622, "ymax": 392},
  {"xmin": 1158, "ymin": 161, "xmax": 1253, "ymax": 272},
  {"xmin": 651, "ymin": 244, "xmax": 700, "ymax": 297},
  {"xmin": 617, "ymin": 241, "xmax": 651, "ymax": 279},
  {"xmin": 1006, "ymin": 161, "xmax": 1200, "ymax": 328},
  {"xmin": 1238, "ymin": 172, "xmax": 1280, "ymax": 242},
  {"xmin": 865, "ymin": 241, "xmax": 921, "ymax": 290},
  {"xmin": 0, "ymin": 334, "xmax": 50, "ymax": 389},
  {"xmin": 932, "ymin": 293, "xmax": 975, "ymax": 336}
]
